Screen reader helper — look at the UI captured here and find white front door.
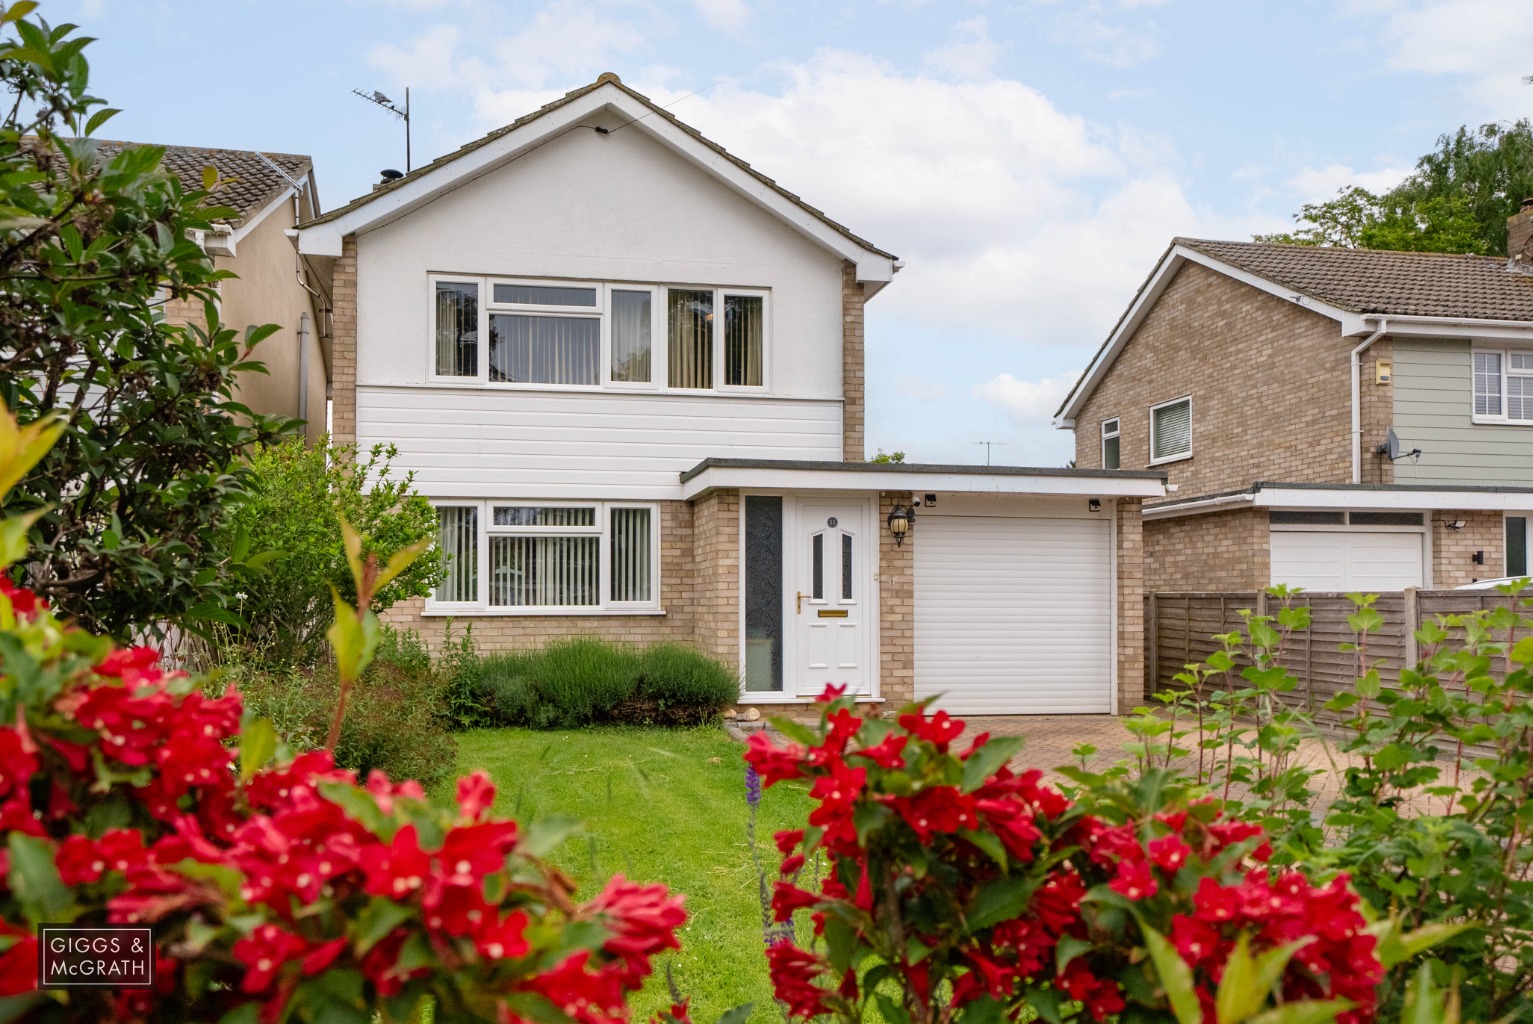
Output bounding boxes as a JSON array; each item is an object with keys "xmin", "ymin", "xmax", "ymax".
[{"xmin": 794, "ymin": 501, "xmax": 871, "ymax": 697}]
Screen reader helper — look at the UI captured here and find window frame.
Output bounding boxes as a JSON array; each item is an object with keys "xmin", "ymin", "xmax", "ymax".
[
  {"xmin": 424, "ymin": 499, "xmax": 662, "ymax": 615},
  {"xmin": 1100, "ymin": 417, "xmax": 1120, "ymax": 470},
  {"xmin": 1471, "ymin": 346, "xmax": 1533, "ymax": 425},
  {"xmin": 426, "ymin": 275, "xmax": 770, "ymax": 394},
  {"xmin": 1148, "ymin": 395, "xmax": 1193, "ymax": 466}
]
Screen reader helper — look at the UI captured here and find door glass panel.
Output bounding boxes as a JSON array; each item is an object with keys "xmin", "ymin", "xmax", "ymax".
[
  {"xmin": 842, "ymin": 533, "xmax": 853, "ymax": 600},
  {"xmin": 812, "ymin": 534, "xmax": 824, "ymax": 600},
  {"xmin": 744, "ymin": 496, "xmax": 783, "ymax": 693},
  {"xmin": 1509, "ymin": 516, "xmax": 1528, "ymax": 577}
]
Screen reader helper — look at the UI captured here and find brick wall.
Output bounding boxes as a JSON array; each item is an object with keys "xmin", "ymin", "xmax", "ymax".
[
  {"xmin": 877, "ymin": 491, "xmax": 915, "ymax": 708},
  {"xmin": 841, "ymin": 262, "xmax": 865, "ymax": 462},
  {"xmin": 1144, "ymin": 507, "xmax": 1271, "ymax": 592},
  {"xmin": 1115, "ymin": 498, "xmax": 1146, "ymax": 713},
  {"xmin": 1432, "ymin": 509, "xmax": 1503, "ymax": 588},
  {"xmin": 1074, "ymin": 263, "xmax": 1356, "ymax": 495},
  {"xmin": 330, "ymin": 236, "xmax": 358, "ymax": 446},
  {"xmin": 382, "ymin": 501, "xmax": 697, "ymax": 650},
  {"xmin": 691, "ymin": 490, "xmax": 741, "ymax": 666},
  {"xmin": 1359, "ymin": 337, "xmax": 1395, "ymax": 485}
]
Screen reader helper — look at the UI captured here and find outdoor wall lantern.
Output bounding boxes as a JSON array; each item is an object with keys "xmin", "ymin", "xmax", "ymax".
[
  {"xmin": 887, "ymin": 505, "xmax": 915, "ymax": 546},
  {"xmin": 1440, "ymin": 519, "xmax": 1467, "ymax": 532},
  {"xmin": 1088, "ymin": 499, "xmax": 1102, "ymax": 513}
]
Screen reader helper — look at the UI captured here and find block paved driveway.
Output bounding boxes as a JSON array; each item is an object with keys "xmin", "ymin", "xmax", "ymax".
[{"xmin": 964, "ymin": 715, "xmax": 1134, "ymax": 777}]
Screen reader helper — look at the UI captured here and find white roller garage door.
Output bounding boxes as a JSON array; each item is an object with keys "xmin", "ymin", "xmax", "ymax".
[
  {"xmin": 1269, "ymin": 530, "xmax": 1425, "ymax": 591},
  {"xmin": 915, "ymin": 513, "xmax": 1113, "ymax": 715}
]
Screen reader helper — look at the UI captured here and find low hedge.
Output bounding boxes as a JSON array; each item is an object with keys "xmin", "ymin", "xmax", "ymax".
[{"xmin": 449, "ymin": 637, "xmax": 738, "ymax": 729}]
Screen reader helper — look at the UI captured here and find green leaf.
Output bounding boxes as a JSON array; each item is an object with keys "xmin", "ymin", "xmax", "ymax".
[
  {"xmin": 518, "ymin": 815, "xmax": 582, "ymax": 858},
  {"xmin": 1055, "ymin": 934, "xmax": 1093, "ymax": 974},
  {"xmin": 716, "ymin": 1005, "xmax": 755, "ymax": 1024},
  {"xmin": 770, "ymin": 717, "xmax": 819, "ymax": 747},
  {"xmin": 1138, "ymin": 920, "xmax": 1202, "ymax": 1024},
  {"xmin": 373, "ymin": 536, "xmax": 433, "ymax": 594},
  {"xmin": 1245, "ymin": 1000, "xmax": 1352, "ymax": 1024},
  {"xmin": 1368, "ymin": 918, "xmax": 1474, "ymax": 969},
  {"xmin": 201, "ymin": 164, "xmax": 218, "ymax": 191},
  {"xmin": 1217, "ymin": 935, "xmax": 1310, "ymax": 1024},
  {"xmin": 352, "ymin": 899, "xmax": 415, "ymax": 955},
  {"xmin": 239, "ymin": 718, "xmax": 277, "ymax": 782},
  {"xmin": 966, "ymin": 874, "xmax": 1038, "ymax": 932},
  {"xmin": 7, "ymin": 833, "xmax": 71, "ymax": 924},
  {"xmin": 961, "ymin": 736, "xmax": 1024, "ymax": 792}
]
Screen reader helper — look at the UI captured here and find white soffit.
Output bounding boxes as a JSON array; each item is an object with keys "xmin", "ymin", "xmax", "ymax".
[
  {"xmin": 294, "ymin": 85, "xmax": 895, "ymax": 285},
  {"xmin": 680, "ymin": 464, "xmax": 1166, "ymax": 500},
  {"xmin": 1255, "ymin": 487, "xmax": 1533, "ymax": 512}
]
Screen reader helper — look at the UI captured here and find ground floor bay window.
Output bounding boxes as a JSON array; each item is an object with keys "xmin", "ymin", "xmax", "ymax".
[{"xmin": 429, "ymin": 501, "xmax": 658, "ymax": 613}]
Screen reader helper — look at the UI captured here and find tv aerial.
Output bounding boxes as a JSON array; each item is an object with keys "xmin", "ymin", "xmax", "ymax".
[
  {"xmin": 1375, "ymin": 428, "xmax": 1422, "ymax": 463},
  {"xmin": 353, "ymin": 87, "xmax": 412, "ymax": 172}
]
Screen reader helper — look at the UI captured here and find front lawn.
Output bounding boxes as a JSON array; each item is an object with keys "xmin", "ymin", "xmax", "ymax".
[{"xmin": 449, "ymin": 726, "xmax": 813, "ymax": 1024}]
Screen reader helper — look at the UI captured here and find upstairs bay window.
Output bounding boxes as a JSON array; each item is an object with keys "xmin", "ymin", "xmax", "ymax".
[
  {"xmin": 430, "ymin": 276, "xmax": 767, "ymax": 391},
  {"xmin": 430, "ymin": 501, "xmax": 659, "ymax": 613}
]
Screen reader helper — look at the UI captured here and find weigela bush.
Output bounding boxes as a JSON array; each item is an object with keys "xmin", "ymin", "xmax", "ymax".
[
  {"xmin": 746, "ymin": 688, "xmax": 1384, "ymax": 1024},
  {"xmin": 0, "ymin": 574, "xmax": 685, "ymax": 1023}
]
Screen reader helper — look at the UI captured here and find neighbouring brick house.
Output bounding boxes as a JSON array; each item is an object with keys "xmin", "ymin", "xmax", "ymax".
[
  {"xmin": 1056, "ymin": 209, "xmax": 1533, "ymax": 594},
  {"xmin": 114, "ymin": 143, "xmax": 332, "ymax": 442},
  {"xmin": 295, "ymin": 74, "xmax": 1164, "ymax": 716}
]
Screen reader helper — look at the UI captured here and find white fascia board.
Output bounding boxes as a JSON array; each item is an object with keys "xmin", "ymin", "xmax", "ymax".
[
  {"xmin": 1255, "ymin": 487, "xmax": 1533, "ymax": 512},
  {"xmin": 1359, "ymin": 314, "xmax": 1533, "ymax": 342},
  {"xmin": 1055, "ymin": 245, "xmax": 1353, "ymax": 424},
  {"xmin": 681, "ymin": 466, "xmax": 1165, "ymax": 501},
  {"xmin": 1142, "ymin": 493, "xmax": 1256, "ymax": 519},
  {"xmin": 294, "ymin": 85, "xmax": 895, "ymax": 281},
  {"xmin": 231, "ymin": 187, "xmax": 297, "ymax": 246}
]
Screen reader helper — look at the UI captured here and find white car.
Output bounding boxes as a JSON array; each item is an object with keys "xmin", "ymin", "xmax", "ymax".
[{"xmin": 1453, "ymin": 576, "xmax": 1532, "ymax": 591}]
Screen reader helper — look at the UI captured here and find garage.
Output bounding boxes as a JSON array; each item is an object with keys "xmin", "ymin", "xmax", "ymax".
[
  {"xmin": 914, "ymin": 507, "xmax": 1114, "ymax": 715},
  {"xmin": 1269, "ymin": 529, "xmax": 1426, "ymax": 591}
]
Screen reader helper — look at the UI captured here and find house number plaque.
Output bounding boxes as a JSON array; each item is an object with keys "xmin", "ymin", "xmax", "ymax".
[{"xmin": 827, "ymin": 517, "xmax": 837, "ymax": 527}]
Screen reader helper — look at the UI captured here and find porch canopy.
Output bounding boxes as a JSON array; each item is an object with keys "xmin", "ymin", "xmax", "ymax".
[{"xmin": 679, "ymin": 458, "xmax": 1167, "ymax": 499}]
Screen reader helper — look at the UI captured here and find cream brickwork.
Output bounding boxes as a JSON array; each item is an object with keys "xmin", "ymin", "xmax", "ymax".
[
  {"xmin": 330, "ymin": 237, "xmax": 358, "ymax": 446},
  {"xmin": 877, "ymin": 491, "xmax": 915, "ymax": 708},
  {"xmin": 1432, "ymin": 510, "xmax": 1503, "ymax": 589},
  {"xmin": 690, "ymin": 490, "xmax": 741, "ymax": 666},
  {"xmin": 1144, "ymin": 508, "xmax": 1271, "ymax": 592},
  {"xmin": 1115, "ymin": 498, "xmax": 1146, "ymax": 714},
  {"xmin": 841, "ymin": 262, "xmax": 865, "ymax": 461},
  {"xmin": 1074, "ymin": 263, "xmax": 1366, "ymax": 493},
  {"xmin": 1359, "ymin": 338, "xmax": 1395, "ymax": 485},
  {"xmin": 382, "ymin": 501, "xmax": 697, "ymax": 648}
]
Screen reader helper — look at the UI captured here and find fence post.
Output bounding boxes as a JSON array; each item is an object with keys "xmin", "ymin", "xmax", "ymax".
[
  {"xmin": 1255, "ymin": 589, "xmax": 1269, "ymax": 619},
  {"xmin": 1147, "ymin": 595, "xmax": 1159, "ymax": 694},
  {"xmin": 1402, "ymin": 587, "xmax": 1419, "ymax": 669}
]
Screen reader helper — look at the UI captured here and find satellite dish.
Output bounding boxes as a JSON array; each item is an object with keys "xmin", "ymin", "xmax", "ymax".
[{"xmin": 1380, "ymin": 428, "xmax": 1400, "ymax": 460}]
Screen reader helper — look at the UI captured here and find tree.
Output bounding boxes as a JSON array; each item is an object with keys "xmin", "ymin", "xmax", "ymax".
[
  {"xmin": 0, "ymin": 6, "xmax": 295, "ymax": 637},
  {"xmin": 1259, "ymin": 120, "xmax": 1533, "ymax": 255},
  {"xmin": 869, "ymin": 449, "xmax": 907, "ymax": 463},
  {"xmin": 220, "ymin": 440, "xmax": 446, "ymax": 667}
]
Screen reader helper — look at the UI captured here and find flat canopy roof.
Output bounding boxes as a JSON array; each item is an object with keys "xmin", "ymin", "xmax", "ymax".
[
  {"xmin": 1145, "ymin": 480, "xmax": 1533, "ymax": 518},
  {"xmin": 680, "ymin": 458, "xmax": 1167, "ymax": 500}
]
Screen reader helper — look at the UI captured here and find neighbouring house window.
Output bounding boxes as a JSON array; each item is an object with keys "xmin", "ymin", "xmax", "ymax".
[
  {"xmin": 1101, "ymin": 418, "xmax": 1120, "ymax": 469},
  {"xmin": 1509, "ymin": 516, "xmax": 1529, "ymax": 577},
  {"xmin": 668, "ymin": 289, "xmax": 713, "ymax": 389},
  {"xmin": 1149, "ymin": 396, "xmax": 1192, "ymax": 463},
  {"xmin": 428, "ymin": 501, "xmax": 658, "ymax": 611},
  {"xmin": 744, "ymin": 496, "xmax": 784, "ymax": 693},
  {"xmin": 610, "ymin": 290, "xmax": 653, "ymax": 383},
  {"xmin": 434, "ymin": 282, "xmax": 478, "ymax": 377},
  {"xmin": 724, "ymin": 294, "xmax": 764, "ymax": 387},
  {"xmin": 1474, "ymin": 349, "xmax": 1533, "ymax": 421}
]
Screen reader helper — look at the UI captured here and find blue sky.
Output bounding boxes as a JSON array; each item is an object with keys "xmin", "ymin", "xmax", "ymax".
[{"xmin": 69, "ymin": 0, "xmax": 1533, "ymax": 465}]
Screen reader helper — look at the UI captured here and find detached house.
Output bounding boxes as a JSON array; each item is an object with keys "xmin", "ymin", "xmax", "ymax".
[
  {"xmin": 1056, "ymin": 205, "xmax": 1533, "ymax": 594},
  {"xmin": 115, "ymin": 143, "xmax": 331, "ymax": 442},
  {"xmin": 294, "ymin": 74, "xmax": 1164, "ymax": 715}
]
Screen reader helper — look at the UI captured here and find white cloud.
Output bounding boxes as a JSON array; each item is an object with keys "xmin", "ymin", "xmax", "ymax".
[
  {"xmin": 923, "ymin": 17, "xmax": 1003, "ymax": 81},
  {"xmin": 1034, "ymin": 0, "xmax": 1162, "ymax": 68},
  {"xmin": 973, "ymin": 370, "xmax": 1081, "ymax": 426},
  {"xmin": 1286, "ymin": 162, "xmax": 1413, "ymax": 199},
  {"xmin": 692, "ymin": 0, "xmax": 749, "ymax": 32},
  {"xmin": 897, "ymin": 375, "xmax": 949, "ymax": 401},
  {"xmin": 1359, "ymin": 0, "xmax": 1533, "ymax": 119}
]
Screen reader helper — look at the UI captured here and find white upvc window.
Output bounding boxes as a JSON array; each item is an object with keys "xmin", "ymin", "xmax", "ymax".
[
  {"xmin": 1472, "ymin": 348, "xmax": 1533, "ymax": 423},
  {"xmin": 1149, "ymin": 395, "xmax": 1192, "ymax": 464},
  {"xmin": 427, "ymin": 275, "xmax": 768, "ymax": 393},
  {"xmin": 428, "ymin": 501, "xmax": 660, "ymax": 614},
  {"xmin": 1100, "ymin": 417, "xmax": 1120, "ymax": 470}
]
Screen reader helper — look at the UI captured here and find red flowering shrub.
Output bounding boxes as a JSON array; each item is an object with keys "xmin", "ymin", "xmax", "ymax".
[{"xmin": 747, "ymin": 688, "xmax": 1390, "ymax": 1024}]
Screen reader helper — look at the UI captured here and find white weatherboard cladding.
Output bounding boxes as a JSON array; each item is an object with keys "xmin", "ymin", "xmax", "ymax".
[
  {"xmin": 355, "ymin": 118, "xmax": 846, "ymax": 398},
  {"xmin": 356, "ymin": 386, "xmax": 842, "ymax": 499},
  {"xmin": 914, "ymin": 505, "xmax": 1113, "ymax": 715},
  {"xmin": 1269, "ymin": 530, "xmax": 1425, "ymax": 591}
]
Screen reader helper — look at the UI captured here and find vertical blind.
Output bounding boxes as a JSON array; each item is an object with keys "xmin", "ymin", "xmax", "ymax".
[
  {"xmin": 668, "ymin": 290, "xmax": 713, "ymax": 389},
  {"xmin": 610, "ymin": 507, "xmax": 653, "ymax": 602},
  {"xmin": 724, "ymin": 294, "xmax": 763, "ymax": 386},
  {"xmin": 490, "ymin": 536, "xmax": 600, "ymax": 606},
  {"xmin": 435, "ymin": 506, "xmax": 479, "ymax": 601},
  {"xmin": 489, "ymin": 315, "xmax": 600, "ymax": 385},
  {"xmin": 435, "ymin": 282, "xmax": 479, "ymax": 376},
  {"xmin": 611, "ymin": 290, "xmax": 652, "ymax": 383},
  {"xmin": 1151, "ymin": 399, "xmax": 1191, "ymax": 461}
]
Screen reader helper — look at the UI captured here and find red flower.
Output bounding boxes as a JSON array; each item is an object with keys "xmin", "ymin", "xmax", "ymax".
[
  {"xmin": 476, "ymin": 909, "xmax": 531, "ymax": 960},
  {"xmin": 301, "ymin": 938, "xmax": 348, "ymax": 976},
  {"xmin": 815, "ymin": 684, "xmax": 849, "ymax": 703},
  {"xmin": 766, "ymin": 943, "xmax": 832, "ymax": 1019},
  {"xmin": 588, "ymin": 876, "xmax": 686, "ymax": 985},
  {"xmin": 232, "ymin": 923, "xmax": 308, "ymax": 993},
  {"xmin": 56, "ymin": 834, "xmax": 105, "ymax": 885},
  {"xmin": 1149, "ymin": 833, "xmax": 1191, "ymax": 873},
  {"xmin": 456, "ymin": 769, "xmax": 496, "ymax": 821},
  {"xmin": 886, "ymin": 786, "xmax": 977, "ymax": 841},
  {"xmin": 0, "ymin": 923, "xmax": 38, "ymax": 996},
  {"xmin": 774, "ymin": 829, "xmax": 805, "ymax": 856},
  {"xmin": 361, "ymin": 824, "xmax": 430, "ymax": 898},
  {"xmin": 896, "ymin": 708, "xmax": 965, "ymax": 752},
  {"xmin": 771, "ymin": 881, "xmax": 820, "ymax": 922},
  {"xmin": 1109, "ymin": 857, "xmax": 1158, "ymax": 900},
  {"xmin": 0, "ymin": 577, "xmax": 43, "ymax": 618},
  {"xmin": 853, "ymin": 732, "xmax": 907, "ymax": 768},
  {"xmin": 744, "ymin": 733, "xmax": 807, "ymax": 785},
  {"xmin": 1192, "ymin": 877, "xmax": 1242, "ymax": 922}
]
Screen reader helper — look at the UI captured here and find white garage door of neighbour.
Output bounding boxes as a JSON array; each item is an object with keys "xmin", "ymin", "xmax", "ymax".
[
  {"xmin": 1269, "ymin": 530, "xmax": 1425, "ymax": 592},
  {"xmin": 915, "ymin": 513, "xmax": 1113, "ymax": 715}
]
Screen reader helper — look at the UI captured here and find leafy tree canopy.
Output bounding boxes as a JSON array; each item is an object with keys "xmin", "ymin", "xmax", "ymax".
[
  {"xmin": 869, "ymin": 449, "xmax": 907, "ymax": 464},
  {"xmin": 1258, "ymin": 119, "xmax": 1533, "ymax": 255},
  {"xmin": 0, "ymin": 5, "xmax": 297, "ymax": 637}
]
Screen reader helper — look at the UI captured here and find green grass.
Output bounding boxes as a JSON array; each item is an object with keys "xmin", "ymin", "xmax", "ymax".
[{"xmin": 448, "ymin": 726, "xmax": 814, "ymax": 1024}]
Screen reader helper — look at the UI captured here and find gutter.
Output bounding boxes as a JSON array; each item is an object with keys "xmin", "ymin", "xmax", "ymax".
[
  {"xmin": 1142, "ymin": 491, "xmax": 1255, "ymax": 520},
  {"xmin": 1349, "ymin": 318, "xmax": 1386, "ymax": 484}
]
